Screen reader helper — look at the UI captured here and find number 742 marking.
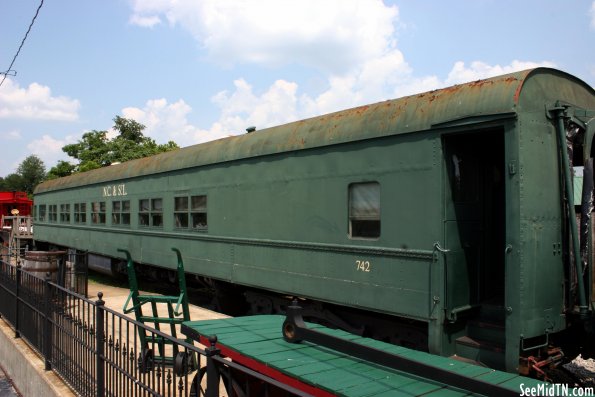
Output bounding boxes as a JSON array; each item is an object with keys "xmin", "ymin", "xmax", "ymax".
[{"xmin": 356, "ymin": 260, "xmax": 371, "ymax": 272}]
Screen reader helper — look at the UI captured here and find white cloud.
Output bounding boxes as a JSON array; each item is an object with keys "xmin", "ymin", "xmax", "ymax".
[
  {"xmin": 122, "ymin": 79, "xmax": 300, "ymax": 146},
  {"xmin": 1, "ymin": 130, "xmax": 22, "ymax": 141},
  {"xmin": 129, "ymin": 0, "xmax": 399, "ymax": 74},
  {"xmin": 26, "ymin": 134, "xmax": 76, "ymax": 169},
  {"xmin": 122, "ymin": 98, "xmax": 204, "ymax": 146},
  {"xmin": 188, "ymin": 59, "xmax": 559, "ymax": 143},
  {"xmin": 211, "ymin": 78, "xmax": 299, "ymax": 131},
  {"xmin": 121, "ymin": 58, "xmax": 557, "ymax": 150},
  {"xmin": 444, "ymin": 60, "xmax": 556, "ymax": 85},
  {"xmin": 0, "ymin": 78, "xmax": 80, "ymax": 121},
  {"xmin": 129, "ymin": 14, "xmax": 161, "ymax": 28},
  {"xmin": 590, "ymin": 1, "xmax": 595, "ymax": 29}
]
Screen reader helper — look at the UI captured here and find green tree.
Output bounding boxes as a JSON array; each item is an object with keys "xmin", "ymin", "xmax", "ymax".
[
  {"xmin": 113, "ymin": 115, "xmax": 146, "ymax": 143},
  {"xmin": 62, "ymin": 130, "xmax": 110, "ymax": 170},
  {"xmin": 46, "ymin": 160, "xmax": 76, "ymax": 180},
  {"xmin": 17, "ymin": 155, "xmax": 46, "ymax": 195},
  {"xmin": 2, "ymin": 173, "xmax": 24, "ymax": 192},
  {"xmin": 55, "ymin": 116, "xmax": 179, "ymax": 175}
]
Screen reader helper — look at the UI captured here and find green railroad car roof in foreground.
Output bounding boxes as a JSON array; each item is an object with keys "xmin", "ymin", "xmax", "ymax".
[
  {"xmin": 182, "ymin": 315, "xmax": 546, "ymax": 396},
  {"xmin": 35, "ymin": 67, "xmax": 595, "ymax": 194}
]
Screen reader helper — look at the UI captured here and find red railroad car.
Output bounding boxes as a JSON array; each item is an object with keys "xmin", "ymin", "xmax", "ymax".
[{"xmin": 0, "ymin": 191, "xmax": 33, "ymax": 219}]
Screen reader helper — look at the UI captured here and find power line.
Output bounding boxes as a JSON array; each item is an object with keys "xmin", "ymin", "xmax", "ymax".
[{"xmin": 0, "ymin": 0, "xmax": 45, "ymax": 88}]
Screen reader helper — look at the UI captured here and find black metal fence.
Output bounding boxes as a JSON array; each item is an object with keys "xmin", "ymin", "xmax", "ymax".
[{"xmin": 0, "ymin": 257, "xmax": 312, "ymax": 397}]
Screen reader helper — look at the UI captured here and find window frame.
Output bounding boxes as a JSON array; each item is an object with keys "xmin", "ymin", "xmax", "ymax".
[
  {"xmin": 348, "ymin": 182, "xmax": 381, "ymax": 240},
  {"xmin": 48, "ymin": 204, "xmax": 57, "ymax": 223},
  {"xmin": 91, "ymin": 201, "xmax": 106, "ymax": 225},
  {"xmin": 174, "ymin": 194, "xmax": 208, "ymax": 231},
  {"xmin": 139, "ymin": 198, "xmax": 163, "ymax": 228},
  {"xmin": 60, "ymin": 203, "xmax": 70, "ymax": 223},
  {"xmin": 112, "ymin": 200, "xmax": 131, "ymax": 226},
  {"xmin": 74, "ymin": 202, "xmax": 87, "ymax": 224},
  {"xmin": 38, "ymin": 204, "xmax": 47, "ymax": 222}
]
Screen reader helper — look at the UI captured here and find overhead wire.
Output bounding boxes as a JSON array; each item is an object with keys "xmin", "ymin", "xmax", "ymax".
[{"xmin": 0, "ymin": 0, "xmax": 45, "ymax": 88}]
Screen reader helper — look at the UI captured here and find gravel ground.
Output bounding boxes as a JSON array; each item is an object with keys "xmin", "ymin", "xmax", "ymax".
[{"xmin": 563, "ymin": 355, "xmax": 595, "ymax": 387}]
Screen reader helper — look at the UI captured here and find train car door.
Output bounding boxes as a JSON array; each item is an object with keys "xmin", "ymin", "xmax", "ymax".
[{"xmin": 443, "ymin": 131, "xmax": 505, "ymax": 320}]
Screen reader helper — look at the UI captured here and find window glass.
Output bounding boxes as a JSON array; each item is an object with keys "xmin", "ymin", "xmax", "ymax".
[
  {"xmin": 113, "ymin": 200, "xmax": 130, "ymax": 226},
  {"xmin": 140, "ymin": 199, "xmax": 150, "ymax": 212},
  {"xmin": 49, "ymin": 205, "xmax": 57, "ymax": 222},
  {"xmin": 152, "ymin": 198, "xmax": 163, "ymax": 211},
  {"xmin": 191, "ymin": 195, "xmax": 207, "ymax": 211},
  {"xmin": 139, "ymin": 198, "xmax": 163, "ymax": 228},
  {"xmin": 349, "ymin": 182, "xmax": 380, "ymax": 238},
  {"xmin": 174, "ymin": 197, "xmax": 189, "ymax": 228},
  {"xmin": 74, "ymin": 203, "xmax": 86, "ymax": 224},
  {"xmin": 91, "ymin": 201, "xmax": 106, "ymax": 224},
  {"xmin": 39, "ymin": 205, "xmax": 47, "ymax": 222},
  {"xmin": 60, "ymin": 204, "xmax": 70, "ymax": 223},
  {"xmin": 175, "ymin": 195, "xmax": 207, "ymax": 230},
  {"xmin": 74, "ymin": 203, "xmax": 87, "ymax": 224},
  {"xmin": 175, "ymin": 197, "xmax": 188, "ymax": 211},
  {"xmin": 191, "ymin": 195, "xmax": 207, "ymax": 229}
]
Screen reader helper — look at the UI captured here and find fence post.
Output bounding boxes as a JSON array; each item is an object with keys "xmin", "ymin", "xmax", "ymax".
[
  {"xmin": 0, "ymin": 255, "xmax": 3, "ymax": 320},
  {"xmin": 205, "ymin": 335, "xmax": 221, "ymax": 397},
  {"xmin": 96, "ymin": 292, "xmax": 105, "ymax": 397},
  {"xmin": 43, "ymin": 272, "xmax": 53, "ymax": 370},
  {"xmin": 15, "ymin": 261, "xmax": 20, "ymax": 338}
]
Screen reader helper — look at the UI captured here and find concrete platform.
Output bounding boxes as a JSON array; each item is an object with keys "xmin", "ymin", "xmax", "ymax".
[
  {"xmin": 87, "ymin": 279, "xmax": 229, "ymax": 324},
  {"xmin": 0, "ymin": 363, "xmax": 20, "ymax": 397},
  {"xmin": 0, "ymin": 317, "xmax": 76, "ymax": 397}
]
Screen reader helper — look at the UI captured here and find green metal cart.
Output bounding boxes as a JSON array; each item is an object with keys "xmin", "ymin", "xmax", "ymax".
[{"xmin": 119, "ymin": 247, "xmax": 195, "ymax": 374}]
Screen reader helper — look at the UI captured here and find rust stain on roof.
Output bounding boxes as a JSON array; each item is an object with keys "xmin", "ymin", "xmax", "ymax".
[{"xmin": 36, "ymin": 68, "xmax": 584, "ymax": 195}]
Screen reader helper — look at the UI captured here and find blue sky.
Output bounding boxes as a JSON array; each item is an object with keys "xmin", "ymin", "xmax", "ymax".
[{"xmin": 1, "ymin": 0, "xmax": 594, "ymax": 177}]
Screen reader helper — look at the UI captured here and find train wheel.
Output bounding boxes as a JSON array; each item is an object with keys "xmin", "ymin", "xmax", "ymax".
[
  {"xmin": 189, "ymin": 365, "xmax": 247, "ymax": 397},
  {"xmin": 212, "ymin": 282, "xmax": 248, "ymax": 316},
  {"xmin": 174, "ymin": 351, "xmax": 197, "ymax": 376},
  {"xmin": 189, "ymin": 367, "xmax": 206, "ymax": 397},
  {"xmin": 138, "ymin": 346, "xmax": 154, "ymax": 374}
]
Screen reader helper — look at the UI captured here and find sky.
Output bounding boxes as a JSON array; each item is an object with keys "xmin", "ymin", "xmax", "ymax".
[{"xmin": 1, "ymin": 0, "xmax": 594, "ymax": 177}]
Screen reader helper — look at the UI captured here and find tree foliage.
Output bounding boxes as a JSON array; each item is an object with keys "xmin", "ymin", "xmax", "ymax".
[
  {"xmin": 0, "ymin": 155, "xmax": 46, "ymax": 195},
  {"xmin": 45, "ymin": 160, "xmax": 76, "ymax": 180},
  {"xmin": 17, "ymin": 155, "xmax": 46, "ymax": 194},
  {"xmin": 47, "ymin": 116, "xmax": 179, "ymax": 177}
]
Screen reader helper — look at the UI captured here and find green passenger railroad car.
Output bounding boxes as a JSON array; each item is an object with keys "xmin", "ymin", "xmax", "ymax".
[{"xmin": 33, "ymin": 68, "xmax": 595, "ymax": 378}]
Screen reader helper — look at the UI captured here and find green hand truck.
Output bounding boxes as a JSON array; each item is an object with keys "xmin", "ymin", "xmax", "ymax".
[{"xmin": 118, "ymin": 247, "xmax": 196, "ymax": 375}]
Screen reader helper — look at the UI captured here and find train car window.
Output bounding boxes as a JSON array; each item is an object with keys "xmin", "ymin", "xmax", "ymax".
[
  {"xmin": 91, "ymin": 201, "xmax": 106, "ymax": 225},
  {"xmin": 349, "ymin": 182, "xmax": 380, "ymax": 238},
  {"xmin": 38, "ymin": 204, "xmax": 47, "ymax": 222},
  {"xmin": 174, "ymin": 195, "xmax": 207, "ymax": 230},
  {"xmin": 48, "ymin": 205, "xmax": 57, "ymax": 222},
  {"xmin": 112, "ymin": 200, "xmax": 130, "ymax": 226},
  {"xmin": 74, "ymin": 203, "xmax": 86, "ymax": 224},
  {"xmin": 139, "ymin": 199, "xmax": 150, "ymax": 226},
  {"xmin": 152, "ymin": 198, "xmax": 163, "ymax": 227},
  {"xmin": 191, "ymin": 195, "xmax": 207, "ymax": 230},
  {"xmin": 174, "ymin": 197, "xmax": 189, "ymax": 228},
  {"xmin": 139, "ymin": 198, "xmax": 163, "ymax": 228},
  {"xmin": 60, "ymin": 204, "xmax": 70, "ymax": 223}
]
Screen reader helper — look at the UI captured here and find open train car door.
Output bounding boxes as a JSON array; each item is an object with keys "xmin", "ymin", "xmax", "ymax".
[{"xmin": 443, "ymin": 131, "xmax": 505, "ymax": 317}]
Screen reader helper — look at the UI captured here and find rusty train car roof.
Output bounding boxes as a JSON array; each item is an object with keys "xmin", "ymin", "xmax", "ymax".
[{"xmin": 35, "ymin": 68, "xmax": 594, "ymax": 194}]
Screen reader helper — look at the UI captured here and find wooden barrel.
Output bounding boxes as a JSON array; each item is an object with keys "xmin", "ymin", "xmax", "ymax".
[{"xmin": 22, "ymin": 251, "xmax": 66, "ymax": 280}]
